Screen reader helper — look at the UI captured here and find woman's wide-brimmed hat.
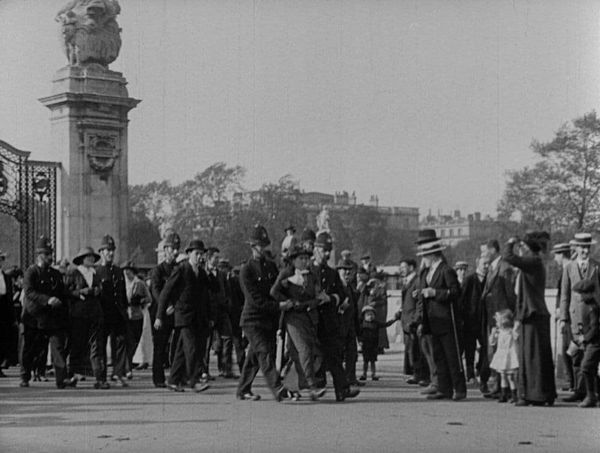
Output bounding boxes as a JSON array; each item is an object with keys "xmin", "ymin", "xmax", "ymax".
[
  {"xmin": 522, "ymin": 231, "xmax": 551, "ymax": 253},
  {"xmin": 73, "ymin": 246, "xmax": 100, "ymax": 265},
  {"xmin": 570, "ymin": 232, "xmax": 597, "ymax": 247},
  {"xmin": 120, "ymin": 260, "xmax": 137, "ymax": 272}
]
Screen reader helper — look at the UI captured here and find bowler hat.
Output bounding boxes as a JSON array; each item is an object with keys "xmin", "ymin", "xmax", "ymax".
[
  {"xmin": 570, "ymin": 232, "xmax": 597, "ymax": 247},
  {"xmin": 185, "ymin": 239, "xmax": 206, "ymax": 253},
  {"xmin": 163, "ymin": 232, "xmax": 181, "ymax": 249},
  {"xmin": 98, "ymin": 234, "xmax": 116, "ymax": 251},
  {"xmin": 73, "ymin": 247, "xmax": 100, "ymax": 265},
  {"xmin": 416, "ymin": 229, "xmax": 440, "ymax": 245},
  {"xmin": 315, "ymin": 231, "xmax": 333, "ymax": 251},
  {"xmin": 248, "ymin": 224, "xmax": 271, "ymax": 247},
  {"xmin": 300, "ymin": 228, "xmax": 316, "ymax": 243},
  {"xmin": 35, "ymin": 236, "xmax": 53, "ymax": 255},
  {"xmin": 288, "ymin": 245, "xmax": 311, "ymax": 260}
]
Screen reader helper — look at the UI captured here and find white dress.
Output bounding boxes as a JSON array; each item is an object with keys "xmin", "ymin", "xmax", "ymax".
[{"xmin": 490, "ymin": 328, "xmax": 519, "ymax": 372}]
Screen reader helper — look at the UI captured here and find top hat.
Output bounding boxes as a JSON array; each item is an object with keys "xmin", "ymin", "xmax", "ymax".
[
  {"xmin": 163, "ymin": 232, "xmax": 181, "ymax": 249},
  {"xmin": 284, "ymin": 225, "xmax": 296, "ymax": 233},
  {"xmin": 551, "ymin": 242, "xmax": 571, "ymax": 254},
  {"xmin": 416, "ymin": 229, "xmax": 440, "ymax": 245},
  {"xmin": 185, "ymin": 239, "xmax": 206, "ymax": 253},
  {"xmin": 300, "ymin": 228, "xmax": 316, "ymax": 243},
  {"xmin": 570, "ymin": 232, "xmax": 597, "ymax": 247},
  {"xmin": 522, "ymin": 231, "xmax": 551, "ymax": 253},
  {"xmin": 315, "ymin": 231, "xmax": 333, "ymax": 251},
  {"xmin": 98, "ymin": 234, "xmax": 116, "ymax": 251},
  {"xmin": 455, "ymin": 261, "xmax": 469, "ymax": 269},
  {"xmin": 416, "ymin": 239, "xmax": 446, "ymax": 257},
  {"xmin": 120, "ymin": 260, "xmax": 137, "ymax": 272},
  {"xmin": 73, "ymin": 247, "xmax": 100, "ymax": 266},
  {"xmin": 248, "ymin": 224, "xmax": 271, "ymax": 247},
  {"xmin": 35, "ymin": 236, "xmax": 53, "ymax": 255}
]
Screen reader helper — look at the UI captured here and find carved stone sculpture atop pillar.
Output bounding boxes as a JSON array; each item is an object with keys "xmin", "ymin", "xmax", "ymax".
[{"xmin": 39, "ymin": 0, "xmax": 139, "ymax": 262}]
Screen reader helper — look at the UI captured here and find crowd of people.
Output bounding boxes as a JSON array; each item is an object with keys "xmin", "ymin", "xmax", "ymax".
[{"xmin": 0, "ymin": 225, "xmax": 599, "ymax": 408}]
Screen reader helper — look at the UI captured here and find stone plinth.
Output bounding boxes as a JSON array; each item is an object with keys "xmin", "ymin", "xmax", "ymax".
[{"xmin": 39, "ymin": 65, "xmax": 140, "ymax": 262}]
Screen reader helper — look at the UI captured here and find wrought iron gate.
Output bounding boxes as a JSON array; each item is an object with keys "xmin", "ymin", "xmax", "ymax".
[{"xmin": 0, "ymin": 140, "xmax": 59, "ymax": 269}]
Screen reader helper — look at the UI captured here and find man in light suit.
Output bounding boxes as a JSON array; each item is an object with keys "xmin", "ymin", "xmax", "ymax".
[
  {"xmin": 480, "ymin": 239, "xmax": 516, "ymax": 397},
  {"xmin": 559, "ymin": 232, "xmax": 599, "ymax": 402}
]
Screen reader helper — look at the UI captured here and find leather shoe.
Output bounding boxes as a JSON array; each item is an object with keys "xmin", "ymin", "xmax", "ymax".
[
  {"xmin": 483, "ymin": 390, "xmax": 500, "ymax": 399},
  {"xmin": 578, "ymin": 397, "xmax": 598, "ymax": 408},
  {"xmin": 418, "ymin": 380, "xmax": 430, "ymax": 387},
  {"xmin": 276, "ymin": 387, "xmax": 293, "ymax": 402},
  {"xmin": 94, "ymin": 381, "xmax": 110, "ymax": 389},
  {"xmin": 406, "ymin": 377, "xmax": 419, "ymax": 385},
  {"xmin": 167, "ymin": 383, "xmax": 185, "ymax": 392},
  {"xmin": 426, "ymin": 392, "xmax": 450, "ymax": 400},
  {"xmin": 237, "ymin": 392, "xmax": 261, "ymax": 401},
  {"xmin": 192, "ymin": 383, "xmax": 210, "ymax": 393},
  {"xmin": 452, "ymin": 392, "xmax": 467, "ymax": 401},
  {"xmin": 562, "ymin": 393, "xmax": 584, "ymax": 403},
  {"xmin": 420, "ymin": 385, "xmax": 438, "ymax": 395}
]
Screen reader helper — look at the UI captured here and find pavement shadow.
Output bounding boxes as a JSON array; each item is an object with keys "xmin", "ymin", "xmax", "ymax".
[{"xmin": 0, "ymin": 417, "xmax": 226, "ymax": 428}]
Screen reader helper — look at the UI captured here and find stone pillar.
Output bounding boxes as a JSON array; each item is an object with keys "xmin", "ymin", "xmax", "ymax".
[{"xmin": 39, "ymin": 65, "xmax": 140, "ymax": 262}]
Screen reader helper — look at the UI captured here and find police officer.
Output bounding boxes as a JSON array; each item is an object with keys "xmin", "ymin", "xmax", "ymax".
[
  {"xmin": 312, "ymin": 231, "xmax": 360, "ymax": 402},
  {"xmin": 21, "ymin": 236, "xmax": 75, "ymax": 389},
  {"xmin": 149, "ymin": 232, "xmax": 180, "ymax": 388},
  {"xmin": 236, "ymin": 225, "xmax": 292, "ymax": 401},
  {"xmin": 96, "ymin": 234, "xmax": 129, "ymax": 388}
]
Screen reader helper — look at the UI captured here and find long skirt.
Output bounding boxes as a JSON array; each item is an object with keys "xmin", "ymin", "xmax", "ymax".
[
  {"xmin": 133, "ymin": 307, "xmax": 153, "ymax": 365},
  {"xmin": 518, "ymin": 314, "xmax": 557, "ymax": 403}
]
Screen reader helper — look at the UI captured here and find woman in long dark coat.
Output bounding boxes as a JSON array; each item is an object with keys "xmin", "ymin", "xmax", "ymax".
[{"xmin": 503, "ymin": 232, "xmax": 556, "ymax": 406}]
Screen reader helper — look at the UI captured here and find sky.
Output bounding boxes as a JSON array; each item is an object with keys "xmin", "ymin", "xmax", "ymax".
[{"xmin": 1, "ymin": 0, "xmax": 600, "ymax": 218}]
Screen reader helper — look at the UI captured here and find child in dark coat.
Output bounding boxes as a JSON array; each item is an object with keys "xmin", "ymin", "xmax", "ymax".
[
  {"xmin": 358, "ymin": 305, "xmax": 400, "ymax": 380},
  {"xmin": 572, "ymin": 278, "xmax": 600, "ymax": 408}
]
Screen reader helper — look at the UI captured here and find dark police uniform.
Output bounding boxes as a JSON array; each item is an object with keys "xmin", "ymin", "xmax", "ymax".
[{"xmin": 22, "ymin": 262, "xmax": 70, "ymax": 387}]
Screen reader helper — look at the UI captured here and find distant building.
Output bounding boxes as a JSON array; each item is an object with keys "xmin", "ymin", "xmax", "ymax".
[{"xmin": 420, "ymin": 210, "xmax": 496, "ymax": 247}]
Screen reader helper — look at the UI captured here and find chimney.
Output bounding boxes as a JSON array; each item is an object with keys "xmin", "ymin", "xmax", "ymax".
[{"xmin": 474, "ymin": 212, "xmax": 481, "ymax": 222}]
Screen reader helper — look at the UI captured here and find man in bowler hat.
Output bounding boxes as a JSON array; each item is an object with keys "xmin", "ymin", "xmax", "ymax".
[
  {"xmin": 155, "ymin": 239, "xmax": 212, "ymax": 393},
  {"xmin": 21, "ymin": 236, "xmax": 75, "ymax": 389}
]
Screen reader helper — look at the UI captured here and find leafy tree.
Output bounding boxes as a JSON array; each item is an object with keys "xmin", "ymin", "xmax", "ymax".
[{"xmin": 499, "ymin": 111, "xmax": 600, "ymax": 230}]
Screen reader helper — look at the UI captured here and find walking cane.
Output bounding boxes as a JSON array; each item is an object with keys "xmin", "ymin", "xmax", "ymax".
[
  {"xmin": 277, "ymin": 310, "xmax": 286, "ymax": 376},
  {"xmin": 204, "ymin": 327, "xmax": 214, "ymax": 377},
  {"xmin": 449, "ymin": 301, "xmax": 465, "ymax": 376}
]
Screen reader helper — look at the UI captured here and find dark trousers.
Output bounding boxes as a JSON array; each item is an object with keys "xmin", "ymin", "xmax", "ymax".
[
  {"xmin": 561, "ymin": 326, "xmax": 574, "ymax": 388},
  {"xmin": 432, "ymin": 332, "xmax": 466, "ymax": 396},
  {"xmin": 581, "ymin": 343, "xmax": 600, "ymax": 398},
  {"xmin": 69, "ymin": 317, "xmax": 103, "ymax": 381},
  {"xmin": 405, "ymin": 331, "xmax": 429, "ymax": 381},
  {"xmin": 101, "ymin": 321, "xmax": 128, "ymax": 380},
  {"xmin": 20, "ymin": 325, "xmax": 68, "ymax": 387},
  {"xmin": 169, "ymin": 326, "xmax": 199, "ymax": 387},
  {"xmin": 317, "ymin": 312, "xmax": 349, "ymax": 395},
  {"xmin": 214, "ymin": 312, "xmax": 234, "ymax": 375},
  {"xmin": 463, "ymin": 326, "xmax": 488, "ymax": 382},
  {"xmin": 419, "ymin": 332, "xmax": 437, "ymax": 387},
  {"xmin": 232, "ymin": 330, "xmax": 247, "ymax": 373},
  {"xmin": 126, "ymin": 318, "xmax": 144, "ymax": 367},
  {"xmin": 342, "ymin": 328, "xmax": 358, "ymax": 385},
  {"xmin": 571, "ymin": 348, "xmax": 586, "ymax": 397},
  {"xmin": 150, "ymin": 314, "xmax": 174, "ymax": 385},
  {"xmin": 237, "ymin": 326, "xmax": 282, "ymax": 398}
]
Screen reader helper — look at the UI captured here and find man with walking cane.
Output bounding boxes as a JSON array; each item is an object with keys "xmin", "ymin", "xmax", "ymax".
[{"xmin": 416, "ymin": 230, "xmax": 466, "ymax": 401}]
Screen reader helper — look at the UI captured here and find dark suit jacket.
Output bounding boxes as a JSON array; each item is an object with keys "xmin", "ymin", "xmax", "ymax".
[
  {"xmin": 96, "ymin": 263, "xmax": 128, "ymax": 324},
  {"xmin": 23, "ymin": 264, "xmax": 69, "ymax": 330},
  {"xmin": 0, "ymin": 270, "xmax": 15, "ymax": 327},
  {"xmin": 239, "ymin": 257, "xmax": 280, "ymax": 331},
  {"xmin": 149, "ymin": 260, "xmax": 177, "ymax": 319},
  {"xmin": 157, "ymin": 261, "xmax": 211, "ymax": 329},
  {"xmin": 206, "ymin": 268, "xmax": 231, "ymax": 318},
  {"xmin": 460, "ymin": 272, "xmax": 485, "ymax": 331},
  {"xmin": 480, "ymin": 258, "xmax": 516, "ymax": 328},
  {"xmin": 65, "ymin": 267, "xmax": 103, "ymax": 320},
  {"xmin": 416, "ymin": 261, "xmax": 460, "ymax": 335},
  {"xmin": 401, "ymin": 273, "xmax": 419, "ymax": 333}
]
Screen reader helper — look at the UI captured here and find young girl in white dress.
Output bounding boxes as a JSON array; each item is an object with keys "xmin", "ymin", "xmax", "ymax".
[{"xmin": 489, "ymin": 309, "xmax": 519, "ymax": 403}]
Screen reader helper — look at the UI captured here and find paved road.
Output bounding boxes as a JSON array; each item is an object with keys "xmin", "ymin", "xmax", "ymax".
[{"xmin": 1, "ymin": 345, "xmax": 598, "ymax": 453}]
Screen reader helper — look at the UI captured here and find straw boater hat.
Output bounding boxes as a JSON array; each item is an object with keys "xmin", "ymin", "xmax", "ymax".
[
  {"xmin": 416, "ymin": 230, "xmax": 446, "ymax": 256},
  {"xmin": 72, "ymin": 247, "xmax": 100, "ymax": 266},
  {"xmin": 455, "ymin": 261, "xmax": 469, "ymax": 270},
  {"xmin": 570, "ymin": 232, "xmax": 597, "ymax": 247},
  {"xmin": 551, "ymin": 243, "xmax": 571, "ymax": 255},
  {"xmin": 361, "ymin": 305, "xmax": 376, "ymax": 314}
]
